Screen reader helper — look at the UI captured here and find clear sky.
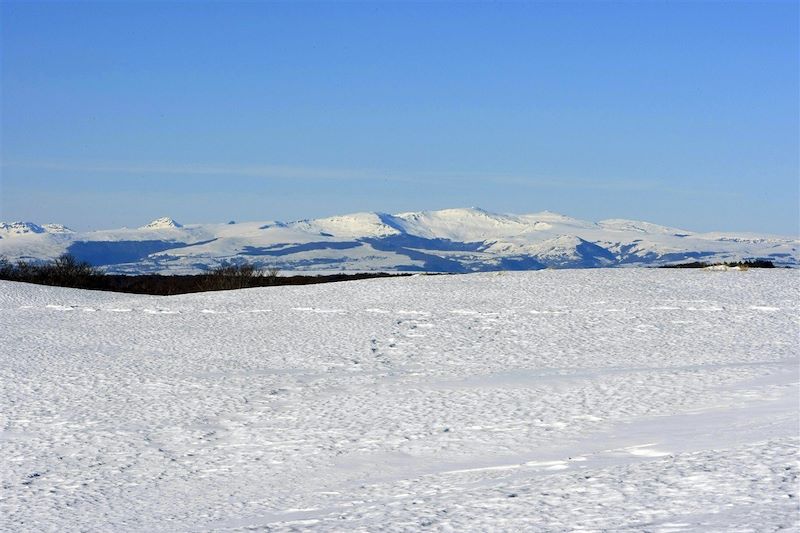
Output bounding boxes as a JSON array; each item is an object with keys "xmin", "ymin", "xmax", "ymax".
[{"xmin": 1, "ymin": 1, "xmax": 798, "ymax": 234}]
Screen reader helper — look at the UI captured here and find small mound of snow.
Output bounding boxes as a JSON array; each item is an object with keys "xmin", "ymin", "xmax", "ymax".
[
  {"xmin": 703, "ymin": 264, "xmax": 746, "ymax": 271},
  {"xmin": 141, "ymin": 217, "xmax": 183, "ymax": 230}
]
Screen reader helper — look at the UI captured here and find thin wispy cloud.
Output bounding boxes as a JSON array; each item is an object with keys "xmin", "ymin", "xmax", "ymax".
[
  {"xmin": 1, "ymin": 159, "xmax": 735, "ymax": 197},
  {"xmin": 1, "ymin": 160, "xmax": 382, "ymax": 182}
]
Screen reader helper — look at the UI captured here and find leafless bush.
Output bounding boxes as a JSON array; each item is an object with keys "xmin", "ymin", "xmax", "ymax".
[
  {"xmin": 0, "ymin": 254, "xmax": 102, "ymax": 287},
  {"xmin": 195, "ymin": 262, "xmax": 279, "ymax": 291}
]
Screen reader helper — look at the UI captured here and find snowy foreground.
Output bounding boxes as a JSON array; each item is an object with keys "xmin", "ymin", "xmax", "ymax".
[{"xmin": 1, "ymin": 270, "xmax": 798, "ymax": 532}]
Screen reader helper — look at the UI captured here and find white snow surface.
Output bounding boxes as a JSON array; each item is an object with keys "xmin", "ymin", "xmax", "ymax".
[
  {"xmin": 1, "ymin": 208, "xmax": 797, "ymax": 273},
  {"xmin": 1, "ymin": 269, "xmax": 798, "ymax": 532}
]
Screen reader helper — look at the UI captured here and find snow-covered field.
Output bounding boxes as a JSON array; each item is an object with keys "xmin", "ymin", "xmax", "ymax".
[{"xmin": 1, "ymin": 269, "xmax": 798, "ymax": 532}]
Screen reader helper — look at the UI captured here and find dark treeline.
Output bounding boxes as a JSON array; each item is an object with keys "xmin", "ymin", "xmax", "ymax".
[
  {"xmin": 660, "ymin": 259, "xmax": 776, "ymax": 269},
  {"xmin": 0, "ymin": 255, "xmax": 412, "ymax": 295}
]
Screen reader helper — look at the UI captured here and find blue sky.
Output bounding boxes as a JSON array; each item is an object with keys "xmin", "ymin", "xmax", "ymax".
[{"xmin": 1, "ymin": 1, "xmax": 797, "ymax": 234}]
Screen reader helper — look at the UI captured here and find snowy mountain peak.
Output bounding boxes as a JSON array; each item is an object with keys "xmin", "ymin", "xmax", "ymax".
[
  {"xmin": 598, "ymin": 219, "xmax": 690, "ymax": 236},
  {"xmin": 394, "ymin": 207, "xmax": 530, "ymax": 241},
  {"xmin": 0, "ymin": 222, "xmax": 75, "ymax": 238},
  {"xmin": 396, "ymin": 207, "xmax": 493, "ymax": 220},
  {"xmin": 520, "ymin": 211, "xmax": 594, "ymax": 228},
  {"xmin": 41, "ymin": 223, "xmax": 74, "ymax": 234},
  {"xmin": 141, "ymin": 217, "xmax": 183, "ymax": 230},
  {"xmin": 0, "ymin": 222, "xmax": 47, "ymax": 236},
  {"xmin": 292, "ymin": 212, "xmax": 401, "ymax": 238}
]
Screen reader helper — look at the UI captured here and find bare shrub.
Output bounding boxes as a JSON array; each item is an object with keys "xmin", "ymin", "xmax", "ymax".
[
  {"xmin": 196, "ymin": 262, "xmax": 277, "ymax": 291},
  {"xmin": 0, "ymin": 254, "xmax": 102, "ymax": 287},
  {"xmin": 0, "ymin": 256, "xmax": 13, "ymax": 278}
]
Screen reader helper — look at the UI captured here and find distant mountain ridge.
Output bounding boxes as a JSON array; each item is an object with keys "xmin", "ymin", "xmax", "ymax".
[
  {"xmin": 1, "ymin": 208, "xmax": 797, "ymax": 274},
  {"xmin": 0, "ymin": 222, "xmax": 74, "ymax": 236}
]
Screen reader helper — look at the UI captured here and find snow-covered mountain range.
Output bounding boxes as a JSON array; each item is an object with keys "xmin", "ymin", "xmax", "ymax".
[{"xmin": 1, "ymin": 208, "xmax": 797, "ymax": 273}]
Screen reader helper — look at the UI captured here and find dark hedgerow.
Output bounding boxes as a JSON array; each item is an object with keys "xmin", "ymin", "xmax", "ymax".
[
  {"xmin": 660, "ymin": 259, "xmax": 776, "ymax": 269},
  {"xmin": 0, "ymin": 254, "xmax": 411, "ymax": 295}
]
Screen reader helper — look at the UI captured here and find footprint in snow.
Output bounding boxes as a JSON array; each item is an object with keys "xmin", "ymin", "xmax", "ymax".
[
  {"xmin": 143, "ymin": 308, "xmax": 179, "ymax": 315},
  {"xmin": 750, "ymin": 305, "xmax": 780, "ymax": 312},
  {"xmin": 621, "ymin": 443, "xmax": 670, "ymax": 458}
]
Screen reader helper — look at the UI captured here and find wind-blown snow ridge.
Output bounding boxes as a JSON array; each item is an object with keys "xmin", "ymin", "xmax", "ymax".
[{"xmin": 1, "ymin": 207, "xmax": 797, "ymax": 273}]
